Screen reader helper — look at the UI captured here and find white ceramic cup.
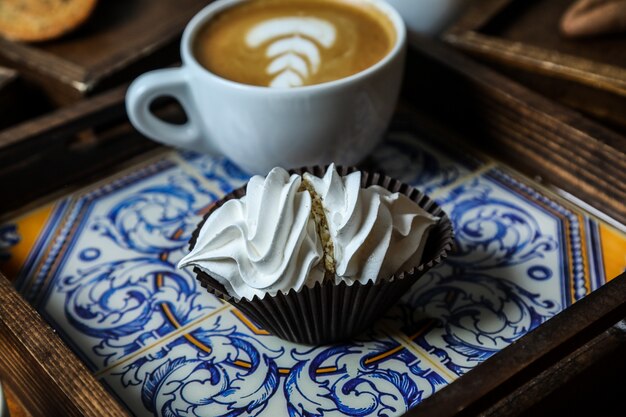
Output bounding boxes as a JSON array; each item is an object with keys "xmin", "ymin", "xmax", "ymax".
[{"xmin": 126, "ymin": 0, "xmax": 406, "ymax": 174}]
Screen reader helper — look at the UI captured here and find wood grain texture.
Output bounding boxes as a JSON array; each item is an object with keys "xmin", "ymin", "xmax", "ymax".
[
  {"xmin": 445, "ymin": 0, "xmax": 626, "ymax": 96},
  {"xmin": 4, "ymin": 383, "xmax": 34, "ymax": 417},
  {"xmin": 403, "ymin": 272, "xmax": 626, "ymax": 417},
  {"xmin": 444, "ymin": 0, "xmax": 626, "ymax": 131},
  {"xmin": 0, "ymin": 274, "xmax": 130, "ymax": 417},
  {"xmin": 0, "ymin": 0, "xmax": 214, "ymax": 104},
  {"xmin": 481, "ymin": 321, "xmax": 626, "ymax": 417},
  {"xmin": 0, "ymin": 66, "xmax": 47, "ymax": 130},
  {"xmin": 404, "ymin": 37, "xmax": 626, "ymax": 226},
  {"xmin": 0, "ymin": 66, "xmax": 19, "ymax": 129},
  {"xmin": 0, "ymin": 85, "xmax": 156, "ymax": 216}
]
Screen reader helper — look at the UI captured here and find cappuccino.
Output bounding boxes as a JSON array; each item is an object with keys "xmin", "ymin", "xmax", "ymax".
[{"xmin": 194, "ymin": 0, "xmax": 395, "ymax": 88}]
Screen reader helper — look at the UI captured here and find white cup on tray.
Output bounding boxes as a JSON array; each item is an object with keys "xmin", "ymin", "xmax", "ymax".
[{"xmin": 126, "ymin": 0, "xmax": 407, "ymax": 174}]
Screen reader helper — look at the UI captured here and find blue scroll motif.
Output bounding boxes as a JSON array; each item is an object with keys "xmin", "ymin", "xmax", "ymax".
[
  {"xmin": 115, "ymin": 321, "xmax": 437, "ymax": 417},
  {"xmin": 118, "ymin": 321, "xmax": 283, "ymax": 417},
  {"xmin": 398, "ymin": 270, "xmax": 560, "ymax": 374},
  {"xmin": 285, "ymin": 342, "xmax": 425, "ymax": 417},
  {"xmin": 0, "ymin": 224, "xmax": 20, "ymax": 262},
  {"xmin": 60, "ymin": 257, "xmax": 207, "ymax": 365},
  {"xmin": 385, "ymin": 175, "xmax": 563, "ymax": 375},
  {"xmin": 190, "ymin": 155, "xmax": 251, "ymax": 194},
  {"xmin": 440, "ymin": 178, "xmax": 558, "ymax": 270},
  {"xmin": 91, "ymin": 175, "xmax": 215, "ymax": 254},
  {"xmin": 371, "ymin": 133, "xmax": 465, "ymax": 193}
]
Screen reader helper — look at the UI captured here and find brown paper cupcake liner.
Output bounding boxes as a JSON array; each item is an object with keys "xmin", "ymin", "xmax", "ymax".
[{"xmin": 189, "ymin": 165, "xmax": 455, "ymax": 345}]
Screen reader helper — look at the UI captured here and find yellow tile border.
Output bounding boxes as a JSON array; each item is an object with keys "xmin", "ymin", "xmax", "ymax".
[{"xmin": 552, "ymin": 187, "xmax": 626, "ymax": 236}]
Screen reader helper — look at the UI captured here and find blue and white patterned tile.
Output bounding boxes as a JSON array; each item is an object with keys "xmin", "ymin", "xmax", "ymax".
[
  {"xmin": 101, "ymin": 307, "xmax": 450, "ymax": 417},
  {"xmin": 370, "ymin": 130, "xmax": 479, "ymax": 195},
  {"xmin": 178, "ymin": 150, "xmax": 251, "ymax": 195},
  {"xmin": 23, "ymin": 155, "xmax": 231, "ymax": 372},
  {"xmin": 0, "ymin": 224, "xmax": 20, "ymax": 261},
  {"xmin": 383, "ymin": 167, "xmax": 589, "ymax": 376},
  {"xmin": 181, "ymin": 124, "xmax": 479, "ymax": 198},
  {"xmin": 216, "ymin": 309, "xmax": 451, "ymax": 416},
  {"xmin": 0, "ymin": 198, "xmax": 71, "ymax": 295}
]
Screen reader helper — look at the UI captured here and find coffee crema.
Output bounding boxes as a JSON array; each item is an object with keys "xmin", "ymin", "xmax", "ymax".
[{"xmin": 194, "ymin": 0, "xmax": 396, "ymax": 88}]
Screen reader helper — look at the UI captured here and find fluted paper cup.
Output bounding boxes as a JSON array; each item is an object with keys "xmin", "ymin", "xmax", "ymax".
[{"xmin": 189, "ymin": 166, "xmax": 455, "ymax": 345}]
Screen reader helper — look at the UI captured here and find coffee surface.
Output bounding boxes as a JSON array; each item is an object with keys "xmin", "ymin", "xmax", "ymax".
[{"xmin": 194, "ymin": 0, "xmax": 395, "ymax": 88}]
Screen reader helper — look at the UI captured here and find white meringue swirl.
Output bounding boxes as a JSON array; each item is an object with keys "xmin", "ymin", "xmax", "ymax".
[
  {"xmin": 303, "ymin": 164, "xmax": 439, "ymax": 284},
  {"xmin": 179, "ymin": 164, "xmax": 438, "ymax": 301},
  {"xmin": 178, "ymin": 167, "xmax": 324, "ymax": 300}
]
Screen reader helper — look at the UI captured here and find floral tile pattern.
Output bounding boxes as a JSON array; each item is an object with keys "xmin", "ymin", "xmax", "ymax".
[
  {"xmin": 383, "ymin": 167, "xmax": 592, "ymax": 376},
  {"xmin": 178, "ymin": 151, "xmax": 251, "ymax": 195},
  {"xmin": 0, "ymin": 119, "xmax": 625, "ymax": 416},
  {"xmin": 101, "ymin": 308, "xmax": 449, "ymax": 417},
  {"xmin": 368, "ymin": 126, "xmax": 480, "ymax": 194},
  {"xmin": 3, "ymin": 154, "xmax": 229, "ymax": 371}
]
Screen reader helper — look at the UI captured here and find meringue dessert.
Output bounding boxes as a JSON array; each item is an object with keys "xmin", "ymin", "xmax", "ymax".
[{"xmin": 179, "ymin": 164, "xmax": 439, "ymax": 301}]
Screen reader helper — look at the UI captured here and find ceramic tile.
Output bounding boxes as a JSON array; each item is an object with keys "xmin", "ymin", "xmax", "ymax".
[
  {"xmin": 181, "ymin": 120, "xmax": 479, "ymax": 197},
  {"xmin": 0, "ymin": 117, "xmax": 624, "ymax": 416},
  {"xmin": 14, "ymin": 155, "xmax": 232, "ymax": 371},
  {"xmin": 369, "ymin": 129, "xmax": 479, "ymax": 195},
  {"xmin": 178, "ymin": 150, "xmax": 251, "ymax": 195},
  {"xmin": 383, "ymin": 167, "xmax": 607, "ymax": 376},
  {"xmin": 583, "ymin": 217, "xmax": 626, "ymax": 286},
  {"xmin": 0, "ymin": 199, "xmax": 71, "ymax": 294},
  {"xmin": 101, "ymin": 308, "xmax": 450, "ymax": 417}
]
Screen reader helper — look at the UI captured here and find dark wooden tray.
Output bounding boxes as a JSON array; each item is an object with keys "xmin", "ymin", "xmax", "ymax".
[
  {"xmin": 444, "ymin": 0, "xmax": 626, "ymax": 133},
  {"xmin": 0, "ymin": 66, "xmax": 49, "ymax": 130},
  {"xmin": 0, "ymin": 67, "xmax": 19, "ymax": 129},
  {"xmin": 0, "ymin": 0, "xmax": 213, "ymax": 106},
  {"xmin": 0, "ymin": 38, "xmax": 625, "ymax": 417}
]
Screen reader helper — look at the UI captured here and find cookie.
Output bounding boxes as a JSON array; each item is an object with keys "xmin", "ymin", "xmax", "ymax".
[
  {"xmin": 0, "ymin": 0, "xmax": 98, "ymax": 42},
  {"xmin": 561, "ymin": 0, "xmax": 626, "ymax": 38}
]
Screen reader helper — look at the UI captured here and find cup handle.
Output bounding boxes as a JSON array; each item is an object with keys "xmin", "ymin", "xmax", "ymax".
[{"xmin": 125, "ymin": 68, "xmax": 218, "ymax": 154}]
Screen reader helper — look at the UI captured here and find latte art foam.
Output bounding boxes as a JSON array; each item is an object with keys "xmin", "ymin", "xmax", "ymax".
[
  {"xmin": 194, "ymin": 0, "xmax": 395, "ymax": 88},
  {"xmin": 246, "ymin": 16, "xmax": 336, "ymax": 87}
]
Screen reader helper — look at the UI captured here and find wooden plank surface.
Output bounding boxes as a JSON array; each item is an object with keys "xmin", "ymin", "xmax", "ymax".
[
  {"xmin": 481, "ymin": 0, "xmax": 626, "ymax": 69},
  {"xmin": 444, "ymin": 0, "xmax": 626, "ymax": 132},
  {"xmin": 0, "ymin": 67, "xmax": 49, "ymax": 131},
  {"xmin": 403, "ymin": 37, "xmax": 626, "ymax": 226},
  {"xmin": 0, "ymin": 85, "xmax": 158, "ymax": 216},
  {"xmin": 0, "ymin": 0, "xmax": 213, "ymax": 104},
  {"xmin": 445, "ymin": 0, "xmax": 626, "ymax": 96},
  {"xmin": 4, "ymin": 383, "xmax": 34, "ymax": 417},
  {"xmin": 0, "ymin": 274, "xmax": 130, "ymax": 417},
  {"xmin": 482, "ymin": 320, "xmax": 626, "ymax": 417},
  {"xmin": 403, "ymin": 272, "xmax": 626, "ymax": 417}
]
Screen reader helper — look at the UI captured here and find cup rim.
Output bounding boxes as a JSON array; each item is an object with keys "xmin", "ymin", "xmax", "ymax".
[{"xmin": 180, "ymin": 0, "xmax": 407, "ymax": 93}]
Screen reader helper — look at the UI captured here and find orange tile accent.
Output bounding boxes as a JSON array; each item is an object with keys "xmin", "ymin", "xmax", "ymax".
[
  {"xmin": 231, "ymin": 309, "xmax": 270, "ymax": 335},
  {"xmin": 600, "ymin": 224, "xmax": 626, "ymax": 281},
  {"xmin": 0, "ymin": 205, "xmax": 54, "ymax": 282},
  {"xmin": 364, "ymin": 344, "xmax": 404, "ymax": 365},
  {"xmin": 4, "ymin": 382, "xmax": 33, "ymax": 417}
]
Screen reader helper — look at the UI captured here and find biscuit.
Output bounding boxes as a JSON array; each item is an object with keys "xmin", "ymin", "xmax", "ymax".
[
  {"xmin": 561, "ymin": 0, "xmax": 626, "ymax": 38},
  {"xmin": 0, "ymin": 0, "xmax": 98, "ymax": 42}
]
